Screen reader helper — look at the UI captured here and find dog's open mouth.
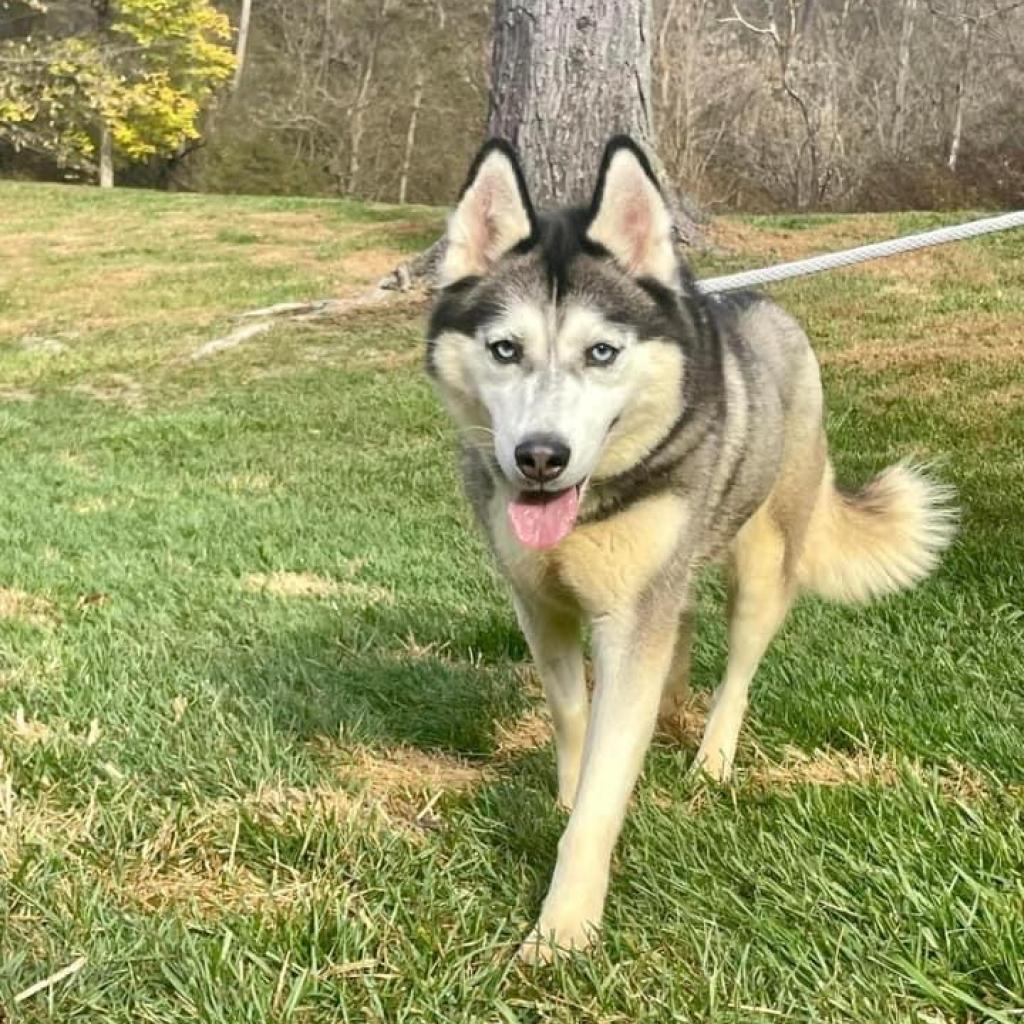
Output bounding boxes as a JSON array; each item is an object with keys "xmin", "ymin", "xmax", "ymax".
[{"xmin": 507, "ymin": 484, "xmax": 583, "ymax": 550}]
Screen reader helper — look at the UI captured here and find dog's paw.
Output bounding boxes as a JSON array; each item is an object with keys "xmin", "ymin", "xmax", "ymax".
[
  {"xmin": 517, "ymin": 916, "xmax": 597, "ymax": 964},
  {"xmin": 691, "ymin": 743, "xmax": 734, "ymax": 784}
]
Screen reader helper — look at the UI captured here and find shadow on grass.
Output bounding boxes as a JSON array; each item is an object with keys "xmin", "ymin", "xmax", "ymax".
[{"xmin": 211, "ymin": 600, "xmax": 532, "ymax": 758}]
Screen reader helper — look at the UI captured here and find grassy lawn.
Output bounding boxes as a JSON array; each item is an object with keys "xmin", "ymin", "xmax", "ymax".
[{"xmin": 1, "ymin": 180, "xmax": 1022, "ymax": 1022}]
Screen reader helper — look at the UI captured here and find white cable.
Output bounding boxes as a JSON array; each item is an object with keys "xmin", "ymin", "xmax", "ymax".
[{"xmin": 695, "ymin": 210, "xmax": 1024, "ymax": 295}]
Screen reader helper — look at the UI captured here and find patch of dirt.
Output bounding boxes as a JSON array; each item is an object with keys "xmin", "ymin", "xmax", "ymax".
[
  {"xmin": 0, "ymin": 588, "xmax": 58, "ymax": 628},
  {"xmin": 0, "ymin": 389, "xmax": 35, "ymax": 403}
]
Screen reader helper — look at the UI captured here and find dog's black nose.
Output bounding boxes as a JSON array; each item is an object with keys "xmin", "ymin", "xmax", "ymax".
[{"xmin": 515, "ymin": 436, "xmax": 571, "ymax": 483}]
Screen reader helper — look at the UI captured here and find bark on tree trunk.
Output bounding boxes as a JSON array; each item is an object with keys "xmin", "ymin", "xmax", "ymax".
[
  {"xmin": 488, "ymin": 0, "xmax": 655, "ymax": 208},
  {"xmin": 98, "ymin": 122, "xmax": 114, "ymax": 188}
]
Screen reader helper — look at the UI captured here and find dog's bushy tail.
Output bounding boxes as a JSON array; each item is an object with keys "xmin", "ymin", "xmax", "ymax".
[{"xmin": 797, "ymin": 461, "xmax": 957, "ymax": 605}]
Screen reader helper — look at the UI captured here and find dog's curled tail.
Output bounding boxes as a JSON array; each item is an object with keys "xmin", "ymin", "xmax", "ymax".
[{"xmin": 797, "ymin": 461, "xmax": 957, "ymax": 605}]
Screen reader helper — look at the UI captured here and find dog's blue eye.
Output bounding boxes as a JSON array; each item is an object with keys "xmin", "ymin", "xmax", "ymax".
[
  {"xmin": 489, "ymin": 340, "xmax": 522, "ymax": 364},
  {"xmin": 586, "ymin": 343, "xmax": 619, "ymax": 367}
]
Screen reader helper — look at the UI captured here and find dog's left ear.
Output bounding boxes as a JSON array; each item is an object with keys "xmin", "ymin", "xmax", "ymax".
[
  {"xmin": 439, "ymin": 139, "xmax": 536, "ymax": 286},
  {"xmin": 586, "ymin": 136, "xmax": 677, "ymax": 289}
]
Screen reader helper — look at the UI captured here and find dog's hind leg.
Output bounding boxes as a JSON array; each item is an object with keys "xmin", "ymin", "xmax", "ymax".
[
  {"xmin": 694, "ymin": 506, "xmax": 794, "ymax": 782},
  {"xmin": 512, "ymin": 592, "xmax": 587, "ymax": 809},
  {"xmin": 657, "ymin": 608, "xmax": 694, "ymax": 729}
]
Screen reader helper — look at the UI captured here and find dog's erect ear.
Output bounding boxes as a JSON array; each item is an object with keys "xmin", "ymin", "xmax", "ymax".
[
  {"xmin": 586, "ymin": 136, "xmax": 677, "ymax": 288},
  {"xmin": 439, "ymin": 140, "xmax": 536, "ymax": 286}
]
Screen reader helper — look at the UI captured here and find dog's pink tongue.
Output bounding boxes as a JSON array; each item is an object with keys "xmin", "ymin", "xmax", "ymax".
[{"xmin": 508, "ymin": 488, "xmax": 580, "ymax": 549}]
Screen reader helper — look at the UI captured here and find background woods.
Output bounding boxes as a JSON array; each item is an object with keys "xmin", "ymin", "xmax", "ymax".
[{"xmin": 2, "ymin": 0, "xmax": 1023, "ymax": 211}]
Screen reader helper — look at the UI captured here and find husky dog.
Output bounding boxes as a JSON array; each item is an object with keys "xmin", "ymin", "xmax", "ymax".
[{"xmin": 425, "ymin": 136, "xmax": 955, "ymax": 960}]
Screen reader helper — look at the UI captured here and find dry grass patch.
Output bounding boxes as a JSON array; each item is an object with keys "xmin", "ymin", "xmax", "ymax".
[
  {"xmin": 244, "ymin": 569, "xmax": 393, "ymax": 605},
  {"xmin": 245, "ymin": 571, "xmax": 339, "ymax": 598},
  {"xmin": 349, "ymin": 744, "xmax": 489, "ymax": 800},
  {"xmin": 73, "ymin": 496, "xmax": 117, "ymax": 515},
  {"xmin": 711, "ymin": 215, "xmax": 899, "ymax": 263},
  {"xmin": 226, "ymin": 472, "xmax": 275, "ymax": 493},
  {"xmin": 310, "ymin": 708, "xmax": 553, "ymax": 829},
  {"xmin": 336, "ymin": 247, "xmax": 411, "ymax": 287},
  {"xmin": 109, "ymin": 785, "xmax": 375, "ymax": 917},
  {"xmin": 71, "ymin": 374, "xmax": 145, "ymax": 407},
  {"xmin": 495, "ymin": 710, "xmax": 551, "ymax": 757},
  {"xmin": 0, "ymin": 587, "xmax": 58, "ymax": 628},
  {"xmin": 117, "ymin": 860, "xmax": 293, "ymax": 917},
  {"xmin": 18, "ymin": 334, "xmax": 67, "ymax": 355},
  {"xmin": 823, "ymin": 312, "xmax": 1024, "ymax": 372},
  {"xmin": 745, "ymin": 745, "xmax": 994, "ymax": 801},
  {"xmin": 4, "ymin": 709, "xmax": 102, "ymax": 749},
  {"xmin": 857, "ymin": 243, "xmax": 999, "ymax": 292},
  {"xmin": 0, "ymin": 775, "xmax": 97, "ymax": 869},
  {"xmin": 656, "ymin": 691, "xmax": 713, "ymax": 748}
]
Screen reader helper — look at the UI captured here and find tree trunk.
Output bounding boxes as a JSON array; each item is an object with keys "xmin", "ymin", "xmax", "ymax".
[
  {"xmin": 891, "ymin": 0, "xmax": 917, "ymax": 155},
  {"xmin": 346, "ymin": 54, "xmax": 375, "ymax": 194},
  {"xmin": 346, "ymin": 0, "xmax": 391, "ymax": 195},
  {"xmin": 398, "ymin": 67, "xmax": 425, "ymax": 204},
  {"xmin": 488, "ymin": 0, "xmax": 656, "ymax": 208},
  {"xmin": 379, "ymin": 0, "xmax": 701, "ymax": 290},
  {"xmin": 98, "ymin": 121, "xmax": 114, "ymax": 188},
  {"xmin": 231, "ymin": 0, "xmax": 253, "ymax": 94},
  {"xmin": 947, "ymin": 17, "xmax": 975, "ymax": 172}
]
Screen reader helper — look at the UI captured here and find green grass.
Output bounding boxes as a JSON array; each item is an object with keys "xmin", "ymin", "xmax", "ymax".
[{"xmin": 1, "ymin": 181, "xmax": 1023, "ymax": 1022}]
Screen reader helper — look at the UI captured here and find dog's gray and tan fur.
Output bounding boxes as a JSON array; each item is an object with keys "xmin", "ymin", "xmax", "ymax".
[{"xmin": 425, "ymin": 137, "xmax": 955, "ymax": 960}]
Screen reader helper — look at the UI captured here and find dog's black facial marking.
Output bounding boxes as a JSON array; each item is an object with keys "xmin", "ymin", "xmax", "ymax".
[
  {"xmin": 527, "ymin": 207, "xmax": 593, "ymax": 298},
  {"xmin": 426, "ymin": 276, "xmax": 509, "ymax": 377},
  {"xmin": 428, "ymin": 277, "xmax": 503, "ymax": 339}
]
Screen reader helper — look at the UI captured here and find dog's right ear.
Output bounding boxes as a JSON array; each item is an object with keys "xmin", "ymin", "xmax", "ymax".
[{"xmin": 439, "ymin": 140, "xmax": 536, "ymax": 286}]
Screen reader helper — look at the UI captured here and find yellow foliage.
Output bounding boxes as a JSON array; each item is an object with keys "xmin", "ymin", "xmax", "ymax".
[{"xmin": 0, "ymin": 0, "xmax": 236, "ymax": 172}]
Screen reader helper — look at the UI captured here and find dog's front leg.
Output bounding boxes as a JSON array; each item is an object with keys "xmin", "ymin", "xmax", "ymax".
[
  {"xmin": 520, "ymin": 599, "xmax": 681, "ymax": 961},
  {"xmin": 512, "ymin": 591, "xmax": 587, "ymax": 809}
]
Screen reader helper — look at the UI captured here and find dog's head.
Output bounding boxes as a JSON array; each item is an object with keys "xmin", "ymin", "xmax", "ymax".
[{"xmin": 427, "ymin": 136, "xmax": 696, "ymax": 550}]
